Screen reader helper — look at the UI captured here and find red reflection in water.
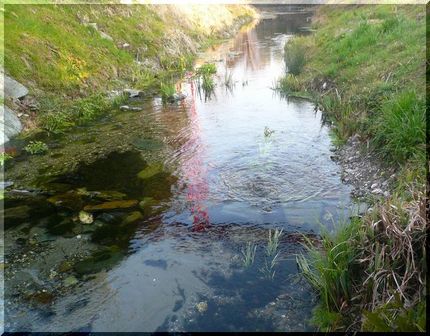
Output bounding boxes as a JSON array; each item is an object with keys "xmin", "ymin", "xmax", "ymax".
[{"xmin": 182, "ymin": 80, "xmax": 210, "ymax": 232}]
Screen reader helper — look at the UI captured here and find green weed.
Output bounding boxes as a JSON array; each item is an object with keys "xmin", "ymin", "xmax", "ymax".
[
  {"xmin": 0, "ymin": 152, "xmax": 13, "ymax": 166},
  {"xmin": 24, "ymin": 141, "xmax": 48, "ymax": 155}
]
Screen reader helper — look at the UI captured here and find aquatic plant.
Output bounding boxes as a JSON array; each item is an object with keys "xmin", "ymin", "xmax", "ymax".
[
  {"xmin": 24, "ymin": 141, "xmax": 49, "ymax": 155},
  {"xmin": 264, "ymin": 126, "xmax": 275, "ymax": 138},
  {"xmin": 259, "ymin": 253, "xmax": 280, "ymax": 280},
  {"xmin": 265, "ymin": 228, "xmax": 283, "ymax": 257},
  {"xmin": 160, "ymin": 82, "xmax": 176, "ymax": 103},
  {"xmin": 201, "ymin": 74, "xmax": 215, "ymax": 93},
  {"xmin": 196, "ymin": 63, "xmax": 217, "ymax": 76},
  {"xmin": 223, "ymin": 70, "xmax": 234, "ymax": 90},
  {"xmin": 241, "ymin": 242, "xmax": 257, "ymax": 268}
]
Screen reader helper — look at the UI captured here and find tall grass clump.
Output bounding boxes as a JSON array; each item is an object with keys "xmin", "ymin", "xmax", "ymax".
[
  {"xmin": 160, "ymin": 82, "xmax": 176, "ymax": 103},
  {"xmin": 276, "ymin": 74, "xmax": 303, "ymax": 95},
  {"xmin": 296, "ymin": 218, "xmax": 363, "ymax": 330},
  {"xmin": 284, "ymin": 37, "xmax": 306, "ymax": 75},
  {"xmin": 266, "ymin": 228, "xmax": 283, "ymax": 257},
  {"xmin": 372, "ymin": 90, "xmax": 426, "ymax": 163},
  {"xmin": 241, "ymin": 242, "xmax": 257, "ymax": 268},
  {"xmin": 297, "ymin": 187, "xmax": 427, "ymax": 331}
]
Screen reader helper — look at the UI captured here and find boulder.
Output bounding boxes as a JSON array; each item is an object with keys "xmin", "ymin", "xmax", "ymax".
[
  {"xmin": 137, "ymin": 163, "xmax": 163, "ymax": 180},
  {"xmin": 2, "ymin": 74, "xmax": 29, "ymax": 99},
  {"xmin": 1, "ymin": 106, "xmax": 23, "ymax": 144}
]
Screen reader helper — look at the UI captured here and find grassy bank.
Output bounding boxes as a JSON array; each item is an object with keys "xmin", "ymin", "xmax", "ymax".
[
  {"xmin": 278, "ymin": 5, "xmax": 427, "ymax": 332},
  {"xmin": 3, "ymin": 4, "xmax": 256, "ymax": 134}
]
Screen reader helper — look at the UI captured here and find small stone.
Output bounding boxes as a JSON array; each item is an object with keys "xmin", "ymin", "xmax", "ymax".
[
  {"xmin": 371, "ymin": 188, "xmax": 383, "ymax": 195},
  {"xmin": 371, "ymin": 183, "xmax": 379, "ymax": 189},
  {"xmin": 79, "ymin": 210, "xmax": 93, "ymax": 224},
  {"xmin": 383, "ymin": 191, "xmax": 390, "ymax": 197},
  {"xmin": 49, "ymin": 270, "xmax": 57, "ymax": 279}
]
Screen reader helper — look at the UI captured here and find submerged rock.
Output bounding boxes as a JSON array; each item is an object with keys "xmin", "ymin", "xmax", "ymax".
[
  {"xmin": 28, "ymin": 291, "xmax": 55, "ymax": 305},
  {"xmin": 83, "ymin": 200, "xmax": 138, "ymax": 212},
  {"xmin": 3, "ymin": 205, "xmax": 31, "ymax": 226},
  {"xmin": 74, "ymin": 247, "xmax": 123, "ymax": 275},
  {"xmin": 93, "ymin": 190, "xmax": 127, "ymax": 201},
  {"xmin": 119, "ymin": 105, "xmax": 143, "ymax": 112},
  {"xmin": 64, "ymin": 276, "xmax": 79, "ymax": 287},
  {"xmin": 132, "ymin": 138, "xmax": 164, "ymax": 151},
  {"xmin": 47, "ymin": 191, "xmax": 83, "ymax": 211},
  {"xmin": 196, "ymin": 301, "xmax": 208, "ymax": 313},
  {"xmin": 123, "ymin": 89, "xmax": 144, "ymax": 98},
  {"xmin": 46, "ymin": 217, "xmax": 76, "ymax": 236},
  {"xmin": 121, "ymin": 211, "xmax": 143, "ymax": 226},
  {"xmin": 137, "ymin": 163, "xmax": 164, "ymax": 180},
  {"xmin": 143, "ymin": 172, "xmax": 177, "ymax": 200},
  {"xmin": 58, "ymin": 261, "xmax": 73, "ymax": 273}
]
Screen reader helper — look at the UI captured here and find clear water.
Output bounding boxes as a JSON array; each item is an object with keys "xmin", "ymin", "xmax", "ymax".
[{"xmin": 4, "ymin": 11, "xmax": 353, "ymax": 332}]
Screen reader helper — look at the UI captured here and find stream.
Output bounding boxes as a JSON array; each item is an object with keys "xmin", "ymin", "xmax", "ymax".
[{"xmin": 3, "ymin": 10, "xmax": 355, "ymax": 332}]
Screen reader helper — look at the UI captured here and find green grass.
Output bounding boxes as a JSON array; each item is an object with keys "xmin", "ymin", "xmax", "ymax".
[
  {"xmin": 287, "ymin": 5, "xmax": 427, "ymax": 332},
  {"xmin": 278, "ymin": 5, "xmax": 426, "ymax": 169},
  {"xmin": 37, "ymin": 93, "xmax": 126, "ymax": 134},
  {"xmin": 284, "ymin": 37, "xmax": 307, "ymax": 75},
  {"xmin": 372, "ymin": 90, "xmax": 426, "ymax": 163},
  {"xmin": 4, "ymin": 4, "xmax": 255, "ymax": 134}
]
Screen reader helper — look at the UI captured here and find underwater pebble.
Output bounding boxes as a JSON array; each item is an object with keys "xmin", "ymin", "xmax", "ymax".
[{"xmin": 196, "ymin": 301, "xmax": 208, "ymax": 313}]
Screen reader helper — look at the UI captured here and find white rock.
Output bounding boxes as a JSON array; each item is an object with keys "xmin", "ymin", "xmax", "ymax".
[
  {"xmin": 372, "ymin": 188, "xmax": 383, "ymax": 195},
  {"xmin": 99, "ymin": 31, "xmax": 113, "ymax": 41},
  {"xmin": 371, "ymin": 183, "xmax": 379, "ymax": 189},
  {"xmin": 2, "ymin": 74, "xmax": 28, "ymax": 99}
]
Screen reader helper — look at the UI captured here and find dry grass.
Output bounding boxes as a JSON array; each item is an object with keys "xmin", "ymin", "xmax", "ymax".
[{"xmin": 359, "ymin": 187, "xmax": 427, "ymax": 312}]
